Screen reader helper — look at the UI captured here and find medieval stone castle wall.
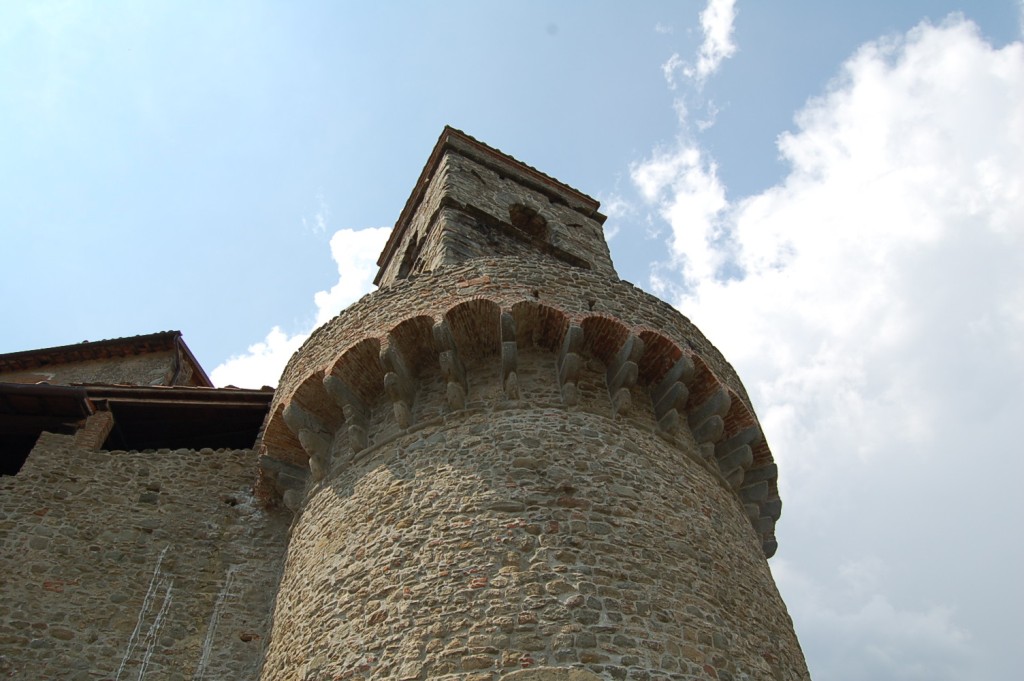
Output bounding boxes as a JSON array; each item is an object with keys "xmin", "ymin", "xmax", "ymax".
[
  {"xmin": 0, "ymin": 434, "xmax": 289, "ymax": 680},
  {"xmin": 0, "ymin": 128, "xmax": 807, "ymax": 681},
  {"xmin": 256, "ymin": 255, "xmax": 802, "ymax": 680}
]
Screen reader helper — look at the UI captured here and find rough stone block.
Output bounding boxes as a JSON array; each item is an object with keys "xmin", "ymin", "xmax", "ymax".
[
  {"xmin": 652, "ymin": 355, "xmax": 695, "ymax": 403},
  {"xmin": 687, "ymin": 387, "xmax": 731, "ymax": 429},
  {"xmin": 653, "ymin": 382, "xmax": 689, "ymax": 419},
  {"xmin": 691, "ymin": 415, "xmax": 725, "ymax": 444},
  {"xmin": 504, "ymin": 372, "xmax": 520, "ymax": 400},
  {"xmin": 558, "ymin": 353, "xmax": 581, "ymax": 387},
  {"xmin": 657, "ymin": 408, "xmax": 681, "ymax": 434},
  {"xmin": 743, "ymin": 463, "xmax": 778, "ymax": 484},
  {"xmin": 716, "ymin": 444, "xmax": 753, "ymax": 473},
  {"xmin": 560, "ymin": 324, "xmax": 584, "ymax": 360},
  {"xmin": 611, "ymin": 387, "xmax": 632, "ymax": 416},
  {"xmin": 739, "ymin": 481, "xmax": 770, "ymax": 503},
  {"xmin": 714, "ymin": 424, "xmax": 762, "ymax": 459},
  {"xmin": 762, "ymin": 498, "xmax": 783, "ymax": 521},
  {"xmin": 607, "ymin": 361, "xmax": 638, "ymax": 395},
  {"xmin": 446, "ymin": 382, "xmax": 466, "ymax": 411},
  {"xmin": 501, "ymin": 341, "xmax": 518, "ymax": 380}
]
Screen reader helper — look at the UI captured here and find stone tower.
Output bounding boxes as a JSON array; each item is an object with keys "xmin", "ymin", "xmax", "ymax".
[{"xmin": 257, "ymin": 128, "xmax": 808, "ymax": 680}]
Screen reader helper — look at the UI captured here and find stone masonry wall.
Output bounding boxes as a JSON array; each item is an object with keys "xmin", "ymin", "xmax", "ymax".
[
  {"xmin": 276, "ymin": 258, "xmax": 750, "ymax": 420},
  {"xmin": 262, "ymin": 256, "xmax": 785, "ymax": 560},
  {"xmin": 260, "ymin": 409, "xmax": 807, "ymax": 681},
  {"xmin": 0, "ymin": 433, "xmax": 290, "ymax": 680},
  {"xmin": 438, "ymin": 152, "xmax": 614, "ymax": 276},
  {"xmin": 377, "ymin": 152, "xmax": 613, "ymax": 287},
  {"xmin": 0, "ymin": 350, "xmax": 180, "ymax": 387}
]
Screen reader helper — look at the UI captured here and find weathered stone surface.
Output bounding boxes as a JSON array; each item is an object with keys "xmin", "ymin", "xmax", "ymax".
[
  {"xmin": 253, "ymin": 130, "xmax": 803, "ymax": 680},
  {"xmin": 269, "ymin": 259, "xmax": 760, "ymax": 462},
  {"xmin": 502, "ymin": 667, "xmax": 603, "ymax": 681},
  {"xmin": 2, "ymin": 128, "xmax": 805, "ymax": 681},
  {"xmin": 0, "ymin": 434, "xmax": 290, "ymax": 680},
  {"xmin": 376, "ymin": 130, "xmax": 615, "ymax": 288},
  {"xmin": 1, "ymin": 350, "xmax": 180, "ymax": 387},
  {"xmin": 260, "ymin": 409, "xmax": 806, "ymax": 680}
]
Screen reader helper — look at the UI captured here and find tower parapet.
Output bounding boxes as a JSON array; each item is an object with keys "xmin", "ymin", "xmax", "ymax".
[
  {"xmin": 257, "ymin": 129, "xmax": 807, "ymax": 680},
  {"xmin": 375, "ymin": 127, "xmax": 615, "ymax": 286}
]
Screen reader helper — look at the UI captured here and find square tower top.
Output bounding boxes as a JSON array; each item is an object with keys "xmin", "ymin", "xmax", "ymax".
[{"xmin": 375, "ymin": 127, "xmax": 615, "ymax": 286}]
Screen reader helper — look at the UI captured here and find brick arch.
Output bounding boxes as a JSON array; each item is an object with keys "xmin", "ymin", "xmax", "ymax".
[
  {"xmin": 260, "ymin": 402, "xmax": 304, "ymax": 468},
  {"xmin": 687, "ymin": 354, "xmax": 724, "ymax": 414},
  {"xmin": 508, "ymin": 300, "xmax": 569, "ymax": 350},
  {"xmin": 264, "ymin": 366, "xmax": 348, "ymax": 472},
  {"xmin": 292, "ymin": 370, "xmax": 342, "ymax": 433},
  {"xmin": 327, "ymin": 337, "xmax": 385, "ymax": 408},
  {"xmin": 635, "ymin": 329, "xmax": 685, "ymax": 387},
  {"xmin": 443, "ymin": 298, "xmax": 502, "ymax": 357},
  {"xmin": 384, "ymin": 315, "xmax": 438, "ymax": 378},
  {"xmin": 721, "ymin": 390, "xmax": 760, "ymax": 446},
  {"xmin": 579, "ymin": 315, "xmax": 631, "ymax": 365}
]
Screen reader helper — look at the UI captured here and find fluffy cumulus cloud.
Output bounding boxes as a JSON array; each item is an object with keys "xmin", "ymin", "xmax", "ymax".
[
  {"xmin": 632, "ymin": 144, "xmax": 728, "ymax": 286},
  {"xmin": 207, "ymin": 326, "xmax": 308, "ymax": 390},
  {"xmin": 312, "ymin": 227, "xmax": 394, "ymax": 327},
  {"xmin": 636, "ymin": 16, "xmax": 1023, "ymax": 680},
  {"xmin": 694, "ymin": 0, "xmax": 738, "ymax": 82},
  {"xmin": 662, "ymin": 0, "xmax": 738, "ymax": 88},
  {"xmin": 211, "ymin": 227, "xmax": 390, "ymax": 388}
]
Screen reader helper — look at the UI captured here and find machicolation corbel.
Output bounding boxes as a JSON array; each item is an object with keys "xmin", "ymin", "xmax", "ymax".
[
  {"xmin": 432, "ymin": 320, "xmax": 469, "ymax": 411},
  {"xmin": 323, "ymin": 374, "xmax": 370, "ymax": 452},
  {"xmin": 380, "ymin": 343, "xmax": 415, "ymax": 428},
  {"xmin": 500, "ymin": 312, "xmax": 519, "ymax": 400},
  {"xmin": 606, "ymin": 333, "xmax": 644, "ymax": 416},
  {"xmin": 650, "ymin": 354, "xmax": 695, "ymax": 433},
  {"xmin": 557, "ymin": 324, "xmax": 584, "ymax": 406},
  {"xmin": 282, "ymin": 401, "xmax": 332, "ymax": 481}
]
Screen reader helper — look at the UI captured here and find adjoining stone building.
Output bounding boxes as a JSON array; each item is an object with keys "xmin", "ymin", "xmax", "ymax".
[{"xmin": 0, "ymin": 128, "xmax": 809, "ymax": 680}]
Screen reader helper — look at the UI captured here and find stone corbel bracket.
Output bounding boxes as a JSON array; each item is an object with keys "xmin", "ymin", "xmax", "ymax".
[
  {"xmin": 281, "ymin": 402, "xmax": 333, "ymax": 482},
  {"xmin": 606, "ymin": 334, "xmax": 644, "ymax": 416},
  {"xmin": 380, "ymin": 341, "xmax": 415, "ymax": 429},
  {"xmin": 500, "ymin": 311, "xmax": 519, "ymax": 400},
  {"xmin": 557, "ymin": 324, "xmax": 584, "ymax": 406},
  {"xmin": 433, "ymin": 319, "xmax": 469, "ymax": 410}
]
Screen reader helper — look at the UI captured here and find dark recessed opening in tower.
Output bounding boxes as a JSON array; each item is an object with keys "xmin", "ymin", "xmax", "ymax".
[
  {"xmin": 509, "ymin": 203, "xmax": 549, "ymax": 241},
  {"xmin": 397, "ymin": 235, "xmax": 420, "ymax": 280}
]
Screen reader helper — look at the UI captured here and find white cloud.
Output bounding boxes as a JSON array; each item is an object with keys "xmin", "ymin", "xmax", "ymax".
[
  {"xmin": 635, "ymin": 16, "xmax": 1024, "ymax": 679},
  {"xmin": 209, "ymin": 326, "xmax": 308, "ymax": 389},
  {"xmin": 210, "ymin": 226, "xmax": 391, "ymax": 388},
  {"xmin": 661, "ymin": 52, "xmax": 684, "ymax": 90},
  {"xmin": 662, "ymin": 0, "xmax": 738, "ymax": 89},
  {"xmin": 598, "ymin": 194, "xmax": 633, "ymax": 241},
  {"xmin": 631, "ymin": 144, "xmax": 730, "ymax": 285},
  {"xmin": 312, "ymin": 227, "xmax": 392, "ymax": 326},
  {"xmin": 694, "ymin": 0, "xmax": 738, "ymax": 83},
  {"xmin": 774, "ymin": 558, "xmax": 974, "ymax": 680}
]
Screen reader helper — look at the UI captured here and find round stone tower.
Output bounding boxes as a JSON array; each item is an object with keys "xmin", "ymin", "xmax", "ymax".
[{"xmin": 255, "ymin": 128, "xmax": 809, "ymax": 680}]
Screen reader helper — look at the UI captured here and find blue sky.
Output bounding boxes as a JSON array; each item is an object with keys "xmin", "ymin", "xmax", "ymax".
[{"xmin": 3, "ymin": 2, "xmax": 1023, "ymax": 679}]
